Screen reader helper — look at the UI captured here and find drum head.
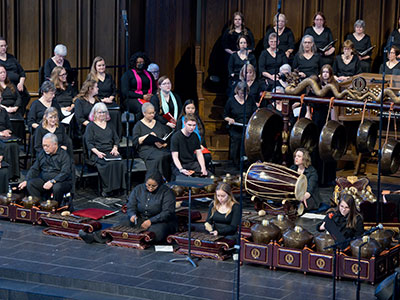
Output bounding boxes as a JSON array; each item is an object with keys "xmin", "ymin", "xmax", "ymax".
[
  {"xmin": 245, "ymin": 108, "xmax": 283, "ymax": 163},
  {"xmin": 356, "ymin": 120, "xmax": 378, "ymax": 153},
  {"xmin": 290, "ymin": 118, "xmax": 319, "ymax": 153},
  {"xmin": 294, "ymin": 173, "xmax": 307, "ymax": 201},
  {"xmin": 319, "ymin": 120, "xmax": 347, "ymax": 161},
  {"xmin": 381, "ymin": 139, "xmax": 400, "ymax": 174}
]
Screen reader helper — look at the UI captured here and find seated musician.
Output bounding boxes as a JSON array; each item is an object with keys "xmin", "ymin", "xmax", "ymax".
[
  {"xmin": 318, "ymin": 193, "xmax": 364, "ymax": 239},
  {"xmin": 127, "ymin": 171, "xmax": 177, "ymax": 243},
  {"xmin": 171, "ymin": 114, "xmax": 208, "ymax": 179},
  {"xmin": 132, "ymin": 102, "xmax": 171, "ymax": 181},
  {"xmin": 84, "ymin": 102, "xmax": 126, "ymax": 197},
  {"xmin": 18, "ymin": 133, "xmax": 72, "ymax": 204},
  {"xmin": 204, "ymin": 183, "xmax": 240, "ymax": 241},
  {"xmin": 290, "ymin": 148, "xmax": 324, "ymax": 211},
  {"xmin": 0, "ymin": 97, "xmax": 20, "ymax": 181}
]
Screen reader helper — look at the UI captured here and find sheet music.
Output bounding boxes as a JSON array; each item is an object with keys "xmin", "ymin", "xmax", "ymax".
[{"xmin": 61, "ymin": 112, "xmax": 75, "ymax": 125}]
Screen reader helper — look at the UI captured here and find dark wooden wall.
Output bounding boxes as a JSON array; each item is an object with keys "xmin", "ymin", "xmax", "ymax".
[
  {"xmin": 200, "ymin": 0, "xmax": 400, "ymax": 82},
  {"xmin": 1, "ymin": 0, "xmax": 400, "ymax": 101}
]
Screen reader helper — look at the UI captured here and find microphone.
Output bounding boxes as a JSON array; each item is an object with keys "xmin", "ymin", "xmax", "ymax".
[
  {"xmin": 277, "ymin": 0, "xmax": 282, "ymax": 13},
  {"xmin": 122, "ymin": 10, "xmax": 128, "ymax": 26},
  {"xmin": 363, "ymin": 223, "xmax": 383, "ymax": 235}
]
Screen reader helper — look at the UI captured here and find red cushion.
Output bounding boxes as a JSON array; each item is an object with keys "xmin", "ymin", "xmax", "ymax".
[{"xmin": 73, "ymin": 208, "xmax": 115, "ymax": 220}]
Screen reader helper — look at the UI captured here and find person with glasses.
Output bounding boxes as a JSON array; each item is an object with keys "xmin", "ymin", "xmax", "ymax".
[
  {"xmin": 43, "ymin": 44, "xmax": 74, "ymax": 84},
  {"xmin": 317, "ymin": 193, "xmax": 364, "ymax": 239},
  {"xmin": 304, "ymin": 12, "xmax": 336, "ymax": 66},
  {"xmin": 379, "ymin": 46, "xmax": 400, "ymax": 75},
  {"xmin": 34, "ymin": 107, "xmax": 73, "ymax": 157},
  {"xmin": 150, "ymin": 76, "xmax": 182, "ymax": 130},
  {"xmin": 346, "ymin": 20, "xmax": 373, "ymax": 73},
  {"xmin": 28, "ymin": 81, "xmax": 63, "ymax": 130},
  {"xmin": 293, "ymin": 35, "xmax": 322, "ymax": 78},
  {"xmin": 333, "ymin": 40, "xmax": 362, "ymax": 82},
  {"xmin": 50, "ymin": 66, "xmax": 77, "ymax": 113},
  {"xmin": 126, "ymin": 170, "xmax": 177, "ymax": 243},
  {"xmin": 84, "ymin": 102, "xmax": 126, "ymax": 197}
]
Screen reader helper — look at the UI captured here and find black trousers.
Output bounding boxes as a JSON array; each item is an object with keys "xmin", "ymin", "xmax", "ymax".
[
  {"xmin": 121, "ymin": 217, "xmax": 177, "ymax": 243},
  {"xmin": 27, "ymin": 178, "xmax": 72, "ymax": 204},
  {"xmin": 229, "ymin": 128, "xmax": 243, "ymax": 166}
]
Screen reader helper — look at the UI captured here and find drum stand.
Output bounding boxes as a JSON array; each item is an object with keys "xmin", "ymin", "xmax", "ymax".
[{"xmin": 168, "ymin": 175, "xmax": 213, "ymax": 268}]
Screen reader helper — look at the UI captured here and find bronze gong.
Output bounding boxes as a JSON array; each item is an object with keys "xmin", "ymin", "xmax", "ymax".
[
  {"xmin": 381, "ymin": 138, "xmax": 400, "ymax": 174},
  {"xmin": 319, "ymin": 120, "xmax": 347, "ymax": 161},
  {"xmin": 290, "ymin": 118, "xmax": 319, "ymax": 153},
  {"xmin": 245, "ymin": 108, "xmax": 283, "ymax": 163},
  {"xmin": 356, "ymin": 119, "xmax": 378, "ymax": 153}
]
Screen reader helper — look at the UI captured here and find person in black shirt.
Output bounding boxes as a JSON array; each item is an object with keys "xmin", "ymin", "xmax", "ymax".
[
  {"xmin": 387, "ymin": 16, "xmax": 400, "ymax": 58},
  {"xmin": 224, "ymin": 81, "xmax": 257, "ymax": 167},
  {"xmin": 126, "ymin": 171, "xmax": 177, "ymax": 243},
  {"xmin": 346, "ymin": 20, "xmax": 373, "ymax": 73},
  {"xmin": 87, "ymin": 56, "xmax": 121, "ymax": 137},
  {"xmin": 84, "ymin": 103, "xmax": 126, "ymax": 196},
  {"xmin": 74, "ymin": 79, "xmax": 99, "ymax": 133},
  {"xmin": 293, "ymin": 35, "xmax": 322, "ymax": 78},
  {"xmin": 259, "ymin": 32, "xmax": 288, "ymax": 87},
  {"xmin": 304, "ymin": 12, "xmax": 335, "ymax": 66},
  {"xmin": 28, "ymin": 81, "xmax": 63, "ymax": 130},
  {"xmin": 50, "ymin": 66, "xmax": 77, "ymax": 113},
  {"xmin": 43, "ymin": 44, "xmax": 74, "ymax": 84},
  {"xmin": 18, "ymin": 133, "xmax": 72, "ymax": 204},
  {"xmin": 0, "ymin": 142, "xmax": 9, "ymax": 193},
  {"xmin": 132, "ymin": 102, "xmax": 171, "ymax": 181},
  {"xmin": 379, "ymin": 46, "xmax": 400, "ymax": 75},
  {"xmin": 318, "ymin": 193, "xmax": 364, "ymax": 239},
  {"xmin": 0, "ymin": 37, "xmax": 30, "ymax": 114},
  {"xmin": 0, "ymin": 104, "xmax": 20, "ymax": 181},
  {"xmin": 150, "ymin": 76, "xmax": 182, "ymax": 130},
  {"xmin": 0, "ymin": 65, "xmax": 24, "ymax": 139},
  {"xmin": 205, "ymin": 183, "xmax": 240, "ymax": 241},
  {"xmin": 171, "ymin": 114, "xmax": 208, "ymax": 179},
  {"xmin": 239, "ymin": 64, "xmax": 266, "ymax": 101},
  {"xmin": 121, "ymin": 52, "xmax": 155, "ymax": 120},
  {"xmin": 227, "ymin": 35, "xmax": 257, "ymax": 96},
  {"xmin": 290, "ymin": 148, "xmax": 323, "ymax": 211},
  {"xmin": 263, "ymin": 13, "xmax": 295, "ymax": 59},
  {"xmin": 34, "ymin": 107, "xmax": 72, "ymax": 157},
  {"xmin": 333, "ymin": 40, "xmax": 361, "ymax": 82}
]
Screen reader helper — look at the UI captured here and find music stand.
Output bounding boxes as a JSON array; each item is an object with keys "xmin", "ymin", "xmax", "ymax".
[{"xmin": 168, "ymin": 175, "xmax": 213, "ymax": 267}]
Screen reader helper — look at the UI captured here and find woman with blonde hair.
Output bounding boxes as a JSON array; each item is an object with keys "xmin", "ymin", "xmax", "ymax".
[
  {"xmin": 205, "ymin": 183, "xmax": 240, "ymax": 240},
  {"xmin": 50, "ymin": 66, "xmax": 76, "ymax": 112},
  {"xmin": 74, "ymin": 79, "xmax": 99, "ymax": 132}
]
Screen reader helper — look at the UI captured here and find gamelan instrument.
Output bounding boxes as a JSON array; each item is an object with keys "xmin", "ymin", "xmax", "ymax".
[
  {"xmin": 245, "ymin": 108, "xmax": 283, "ymax": 163},
  {"xmin": 244, "ymin": 162, "xmax": 307, "ymax": 201},
  {"xmin": 101, "ymin": 225, "xmax": 155, "ymax": 249}
]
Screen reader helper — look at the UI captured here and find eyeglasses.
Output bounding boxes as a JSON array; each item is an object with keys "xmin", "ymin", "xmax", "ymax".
[
  {"xmin": 59, "ymin": 73, "xmax": 67, "ymax": 77},
  {"xmin": 146, "ymin": 183, "xmax": 158, "ymax": 189},
  {"xmin": 97, "ymin": 111, "xmax": 107, "ymax": 114}
]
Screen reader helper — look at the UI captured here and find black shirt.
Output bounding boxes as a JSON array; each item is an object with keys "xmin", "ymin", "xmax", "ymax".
[
  {"xmin": 55, "ymin": 85, "xmax": 77, "ymax": 108},
  {"xmin": 27, "ymin": 99, "xmax": 63, "ymax": 128},
  {"xmin": 170, "ymin": 130, "xmax": 201, "ymax": 166},
  {"xmin": 223, "ymin": 96, "xmax": 257, "ymax": 126},
  {"xmin": 97, "ymin": 73, "xmax": 117, "ymax": 100},
  {"xmin": 263, "ymin": 27, "xmax": 295, "ymax": 53},
  {"xmin": 150, "ymin": 92, "xmax": 182, "ymax": 125},
  {"xmin": 127, "ymin": 183, "xmax": 176, "ymax": 224},
  {"xmin": 228, "ymin": 52, "xmax": 257, "ymax": 77},
  {"xmin": 318, "ymin": 211, "xmax": 364, "ymax": 240},
  {"xmin": 132, "ymin": 120, "xmax": 170, "ymax": 158},
  {"xmin": 221, "ymin": 28, "xmax": 255, "ymax": 52},
  {"xmin": 346, "ymin": 33, "xmax": 372, "ymax": 58},
  {"xmin": 34, "ymin": 124, "xmax": 69, "ymax": 154},
  {"xmin": 387, "ymin": 29, "xmax": 400, "ymax": 50},
  {"xmin": 333, "ymin": 55, "xmax": 361, "ymax": 77},
  {"xmin": 74, "ymin": 98, "xmax": 96, "ymax": 127},
  {"xmin": 379, "ymin": 62, "xmax": 400, "ymax": 75},
  {"xmin": 26, "ymin": 147, "xmax": 72, "ymax": 183},
  {"xmin": 258, "ymin": 49, "xmax": 288, "ymax": 76},
  {"xmin": 304, "ymin": 27, "xmax": 334, "ymax": 54},
  {"xmin": 85, "ymin": 122, "xmax": 119, "ymax": 155},
  {"xmin": 0, "ymin": 108, "xmax": 12, "ymax": 131},
  {"xmin": 0, "ymin": 53, "xmax": 25, "ymax": 85},
  {"xmin": 0, "ymin": 85, "xmax": 21, "ymax": 108},
  {"xmin": 293, "ymin": 53, "xmax": 322, "ymax": 77},
  {"xmin": 206, "ymin": 203, "xmax": 240, "ymax": 236},
  {"xmin": 120, "ymin": 69, "xmax": 155, "ymax": 100},
  {"xmin": 43, "ymin": 58, "xmax": 72, "ymax": 81}
]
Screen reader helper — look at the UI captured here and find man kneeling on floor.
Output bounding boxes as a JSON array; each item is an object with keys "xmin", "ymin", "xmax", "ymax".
[{"xmin": 18, "ymin": 133, "xmax": 72, "ymax": 204}]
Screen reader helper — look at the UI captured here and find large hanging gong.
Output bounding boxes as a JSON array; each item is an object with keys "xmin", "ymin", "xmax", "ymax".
[
  {"xmin": 289, "ymin": 118, "xmax": 319, "ymax": 153},
  {"xmin": 319, "ymin": 120, "xmax": 347, "ymax": 161}
]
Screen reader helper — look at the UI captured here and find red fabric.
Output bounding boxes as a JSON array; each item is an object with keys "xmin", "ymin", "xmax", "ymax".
[{"xmin": 73, "ymin": 208, "xmax": 114, "ymax": 220}]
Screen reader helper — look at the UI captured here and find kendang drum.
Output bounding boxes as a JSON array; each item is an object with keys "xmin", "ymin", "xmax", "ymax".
[
  {"xmin": 245, "ymin": 108, "xmax": 283, "ymax": 163},
  {"xmin": 245, "ymin": 162, "xmax": 307, "ymax": 201}
]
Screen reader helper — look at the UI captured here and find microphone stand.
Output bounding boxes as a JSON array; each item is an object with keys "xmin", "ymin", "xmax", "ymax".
[
  {"xmin": 273, "ymin": 0, "xmax": 281, "ymax": 92},
  {"xmin": 122, "ymin": 10, "xmax": 131, "ymax": 193},
  {"xmin": 377, "ymin": 38, "xmax": 392, "ymax": 223}
]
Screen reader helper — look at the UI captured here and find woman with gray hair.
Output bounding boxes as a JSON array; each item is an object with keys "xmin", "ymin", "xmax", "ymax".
[
  {"xmin": 43, "ymin": 44, "xmax": 74, "ymax": 83},
  {"xmin": 293, "ymin": 35, "xmax": 321, "ymax": 78},
  {"xmin": 345, "ymin": 20, "xmax": 373, "ymax": 73},
  {"xmin": 84, "ymin": 102, "xmax": 126, "ymax": 196},
  {"xmin": 132, "ymin": 102, "xmax": 171, "ymax": 180}
]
